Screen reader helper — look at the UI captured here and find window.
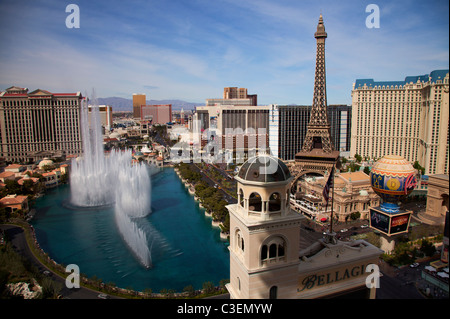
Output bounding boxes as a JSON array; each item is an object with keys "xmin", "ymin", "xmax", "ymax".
[
  {"xmin": 269, "ymin": 286, "xmax": 278, "ymax": 299},
  {"xmin": 268, "ymin": 192, "xmax": 281, "ymax": 212},
  {"xmin": 249, "ymin": 192, "xmax": 262, "ymax": 212},
  {"xmin": 239, "ymin": 188, "xmax": 244, "ymax": 207},
  {"xmin": 236, "ymin": 229, "xmax": 244, "ymax": 253},
  {"xmin": 261, "ymin": 236, "xmax": 286, "ymax": 265},
  {"xmin": 261, "ymin": 245, "xmax": 268, "ymax": 260}
]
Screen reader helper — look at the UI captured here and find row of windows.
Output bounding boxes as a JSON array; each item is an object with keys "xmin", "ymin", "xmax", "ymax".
[
  {"xmin": 1, "ymin": 99, "xmax": 79, "ymax": 107},
  {"xmin": 355, "ymin": 80, "xmax": 448, "ymax": 92},
  {"xmin": 238, "ymin": 189, "xmax": 289, "ymax": 213},
  {"xmin": 3, "ymin": 109, "xmax": 79, "ymax": 144},
  {"xmin": 234, "ymin": 229, "xmax": 287, "ymax": 266},
  {"xmin": 355, "ymin": 137, "xmax": 419, "ymax": 162},
  {"xmin": 356, "ymin": 107, "xmax": 420, "ymax": 138}
]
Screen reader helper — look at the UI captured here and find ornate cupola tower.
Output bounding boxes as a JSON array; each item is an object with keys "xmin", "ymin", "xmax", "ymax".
[
  {"xmin": 226, "ymin": 155, "xmax": 305, "ymax": 299},
  {"xmin": 292, "ymin": 15, "xmax": 340, "ymax": 185}
]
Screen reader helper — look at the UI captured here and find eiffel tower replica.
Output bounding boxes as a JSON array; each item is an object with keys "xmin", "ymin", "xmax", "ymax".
[{"xmin": 292, "ymin": 15, "xmax": 340, "ymax": 186}]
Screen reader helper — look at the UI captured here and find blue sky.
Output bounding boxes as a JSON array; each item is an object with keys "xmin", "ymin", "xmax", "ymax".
[{"xmin": 0, "ymin": 0, "xmax": 448, "ymax": 105}]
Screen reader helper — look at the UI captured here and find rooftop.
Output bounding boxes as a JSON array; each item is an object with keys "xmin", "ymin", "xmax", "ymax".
[
  {"xmin": 338, "ymin": 171, "xmax": 370, "ymax": 183},
  {"xmin": 354, "ymin": 69, "xmax": 449, "ymax": 89},
  {"xmin": 237, "ymin": 155, "xmax": 291, "ymax": 184},
  {"xmin": 0, "ymin": 194, "xmax": 28, "ymax": 205}
]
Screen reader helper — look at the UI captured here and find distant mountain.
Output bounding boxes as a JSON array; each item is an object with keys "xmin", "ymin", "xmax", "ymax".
[
  {"xmin": 97, "ymin": 97, "xmax": 201, "ymax": 111},
  {"xmin": 96, "ymin": 97, "xmax": 132, "ymax": 111}
]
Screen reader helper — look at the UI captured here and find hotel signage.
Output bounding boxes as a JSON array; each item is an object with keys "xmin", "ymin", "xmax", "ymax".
[
  {"xmin": 298, "ymin": 264, "xmax": 370, "ymax": 293},
  {"xmin": 370, "ymin": 209, "xmax": 389, "ymax": 233},
  {"xmin": 369, "ymin": 207, "xmax": 412, "ymax": 236},
  {"xmin": 390, "ymin": 213, "xmax": 410, "ymax": 234}
]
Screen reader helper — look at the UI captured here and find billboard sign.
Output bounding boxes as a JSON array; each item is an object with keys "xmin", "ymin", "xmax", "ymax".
[
  {"xmin": 370, "ymin": 207, "xmax": 412, "ymax": 236},
  {"xmin": 370, "ymin": 209, "xmax": 389, "ymax": 234},
  {"xmin": 389, "ymin": 213, "xmax": 411, "ymax": 235}
]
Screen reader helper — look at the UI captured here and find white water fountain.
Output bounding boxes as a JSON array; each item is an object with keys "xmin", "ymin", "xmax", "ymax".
[{"xmin": 70, "ymin": 96, "xmax": 153, "ymax": 268}]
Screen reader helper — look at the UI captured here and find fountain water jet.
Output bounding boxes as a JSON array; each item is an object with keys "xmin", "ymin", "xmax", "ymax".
[{"xmin": 70, "ymin": 95, "xmax": 153, "ymax": 268}]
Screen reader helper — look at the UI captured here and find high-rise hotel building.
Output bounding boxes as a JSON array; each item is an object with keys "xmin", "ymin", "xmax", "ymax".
[
  {"xmin": 269, "ymin": 104, "xmax": 351, "ymax": 161},
  {"xmin": 132, "ymin": 93, "xmax": 146, "ymax": 119},
  {"xmin": 351, "ymin": 70, "xmax": 449, "ymax": 175},
  {"xmin": 0, "ymin": 86, "xmax": 83, "ymax": 163}
]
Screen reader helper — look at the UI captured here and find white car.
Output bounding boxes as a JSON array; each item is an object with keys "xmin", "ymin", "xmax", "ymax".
[
  {"xmin": 360, "ymin": 224, "xmax": 369, "ymax": 228},
  {"xmin": 410, "ymin": 263, "xmax": 419, "ymax": 268},
  {"xmin": 340, "ymin": 228, "xmax": 348, "ymax": 233}
]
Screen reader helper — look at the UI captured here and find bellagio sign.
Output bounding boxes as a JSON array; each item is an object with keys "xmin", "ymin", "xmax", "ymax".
[{"xmin": 298, "ymin": 263, "xmax": 380, "ymax": 293}]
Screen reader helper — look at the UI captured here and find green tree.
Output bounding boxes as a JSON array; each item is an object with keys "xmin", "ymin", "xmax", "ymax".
[
  {"xmin": 219, "ymin": 279, "xmax": 229, "ymax": 292},
  {"xmin": 5, "ymin": 179, "xmax": 21, "ymax": 195},
  {"xmin": 350, "ymin": 211, "xmax": 361, "ymax": 220},
  {"xmin": 183, "ymin": 285, "xmax": 195, "ymax": 297},
  {"xmin": 143, "ymin": 287, "xmax": 153, "ymax": 298},
  {"xmin": 349, "ymin": 162, "xmax": 361, "ymax": 172},
  {"xmin": 202, "ymin": 281, "xmax": 215, "ymax": 295},
  {"xmin": 413, "ymin": 161, "xmax": 425, "ymax": 175},
  {"xmin": 41, "ymin": 277, "xmax": 63, "ymax": 299},
  {"xmin": 419, "ymin": 239, "xmax": 436, "ymax": 257}
]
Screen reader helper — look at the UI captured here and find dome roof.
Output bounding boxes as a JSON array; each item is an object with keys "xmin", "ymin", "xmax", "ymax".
[
  {"xmin": 237, "ymin": 155, "xmax": 291, "ymax": 183},
  {"xmin": 38, "ymin": 158, "xmax": 54, "ymax": 168}
]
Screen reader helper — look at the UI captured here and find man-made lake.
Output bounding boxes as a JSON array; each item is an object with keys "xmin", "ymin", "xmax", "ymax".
[{"xmin": 31, "ymin": 168, "xmax": 229, "ymax": 292}]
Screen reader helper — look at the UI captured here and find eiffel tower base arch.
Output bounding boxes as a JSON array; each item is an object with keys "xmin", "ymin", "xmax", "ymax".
[{"xmin": 289, "ymin": 150, "xmax": 340, "ymax": 192}]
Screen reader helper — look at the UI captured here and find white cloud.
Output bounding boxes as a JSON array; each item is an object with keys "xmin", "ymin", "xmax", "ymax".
[{"xmin": 0, "ymin": 0, "xmax": 448, "ymax": 105}]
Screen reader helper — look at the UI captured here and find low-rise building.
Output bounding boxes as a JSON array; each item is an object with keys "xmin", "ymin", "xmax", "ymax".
[
  {"xmin": 4, "ymin": 164, "xmax": 26, "ymax": 175},
  {"xmin": 0, "ymin": 171, "xmax": 15, "ymax": 183},
  {"xmin": 297, "ymin": 171, "xmax": 380, "ymax": 222},
  {"xmin": 41, "ymin": 170, "xmax": 61, "ymax": 188},
  {"xmin": 0, "ymin": 194, "xmax": 29, "ymax": 213}
]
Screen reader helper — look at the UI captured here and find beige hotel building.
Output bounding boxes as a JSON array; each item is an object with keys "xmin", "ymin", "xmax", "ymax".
[
  {"xmin": 0, "ymin": 86, "xmax": 83, "ymax": 163},
  {"xmin": 350, "ymin": 70, "xmax": 449, "ymax": 175}
]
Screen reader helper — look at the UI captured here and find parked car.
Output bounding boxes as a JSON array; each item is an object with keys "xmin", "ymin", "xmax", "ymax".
[
  {"xmin": 410, "ymin": 262, "xmax": 419, "ymax": 268},
  {"xmin": 340, "ymin": 228, "xmax": 348, "ymax": 233}
]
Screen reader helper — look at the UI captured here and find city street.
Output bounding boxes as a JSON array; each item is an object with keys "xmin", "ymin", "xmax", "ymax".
[
  {"xmin": 190, "ymin": 163, "xmax": 237, "ymax": 204},
  {"xmin": 377, "ymin": 260, "xmax": 425, "ymax": 299}
]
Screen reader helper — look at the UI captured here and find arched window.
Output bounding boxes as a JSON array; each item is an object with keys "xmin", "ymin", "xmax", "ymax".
[
  {"xmin": 236, "ymin": 229, "xmax": 244, "ymax": 253},
  {"xmin": 260, "ymin": 236, "xmax": 287, "ymax": 265},
  {"xmin": 269, "ymin": 243, "xmax": 277, "ymax": 258},
  {"xmin": 268, "ymin": 192, "xmax": 281, "ymax": 211},
  {"xmin": 269, "ymin": 286, "xmax": 278, "ymax": 299},
  {"xmin": 239, "ymin": 188, "xmax": 244, "ymax": 207},
  {"xmin": 261, "ymin": 245, "xmax": 268, "ymax": 260},
  {"xmin": 278, "ymin": 244, "xmax": 285, "ymax": 257},
  {"xmin": 249, "ymin": 192, "xmax": 262, "ymax": 212}
]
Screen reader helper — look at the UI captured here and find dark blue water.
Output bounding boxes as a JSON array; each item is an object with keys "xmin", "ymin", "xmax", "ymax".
[{"xmin": 31, "ymin": 168, "xmax": 229, "ymax": 292}]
